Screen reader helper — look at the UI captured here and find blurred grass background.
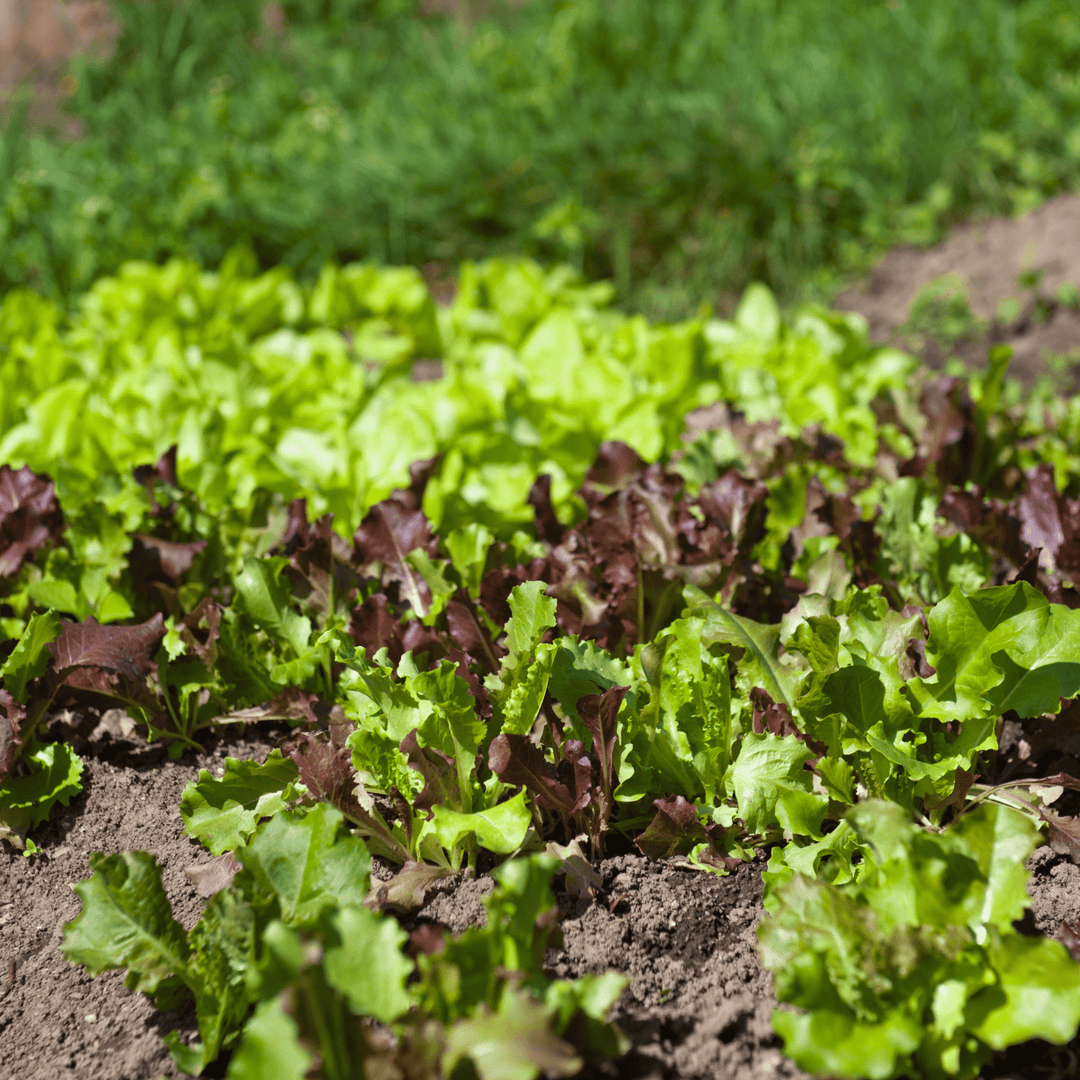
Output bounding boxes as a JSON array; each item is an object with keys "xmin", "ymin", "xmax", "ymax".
[{"xmin": 2, "ymin": 0, "xmax": 1080, "ymax": 320}]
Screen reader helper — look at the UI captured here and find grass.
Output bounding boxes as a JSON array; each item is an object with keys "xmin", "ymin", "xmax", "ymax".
[{"xmin": 2, "ymin": 0, "xmax": 1080, "ymax": 320}]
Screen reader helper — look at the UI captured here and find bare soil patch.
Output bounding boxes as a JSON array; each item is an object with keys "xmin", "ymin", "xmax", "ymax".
[{"xmin": 835, "ymin": 194, "xmax": 1080, "ymax": 387}]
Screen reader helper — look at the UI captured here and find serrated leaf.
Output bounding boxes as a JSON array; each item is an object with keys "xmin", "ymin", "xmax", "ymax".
[
  {"xmin": 444, "ymin": 989, "xmax": 582, "ymax": 1080},
  {"xmin": 237, "ymin": 804, "xmax": 371, "ymax": 926},
  {"xmin": 729, "ymin": 732, "xmax": 827, "ymax": 839},
  {"xmin": 971, "ymin": 935, "xmax": 1080, "ymax": 1049},
  {"xmin": 414, "ymin": 659, "xmax": 486, "ymax": 762},
  {"xmin": 62, "ymin": 851, "xmax": 191, "ymax": 996},
  {"xmin": 225, "ymin": 996, "xmax": 312, "ymax": 1080},
  {"xmin": 504, "ymin": 581, "xmax": 557, "ymax": 656},
  {"xmin": 910, "ymin": 583, "xmax": 1080, "ymax": 723},
  {"xmin": 0, "ymin": 610, "xmax": 62, "ymax": 704},
  {"xmin": 689, "ymin": 588, "xmax": 799, "ymax": 707},
  {"xmin": 168, "ymin": 888, "xmax": 255, "ymax": 1074},
  {"xmin": 428, "ymin": 791, "xmax": 533, "ymax": 855},
  {"xmin": 324, "ymin": 906, "xmax": 413, "ymax": 1023},
  {"xmin": 0, "ymin": 741, "xmax": 83, "ymax": 839},
  {"xmin": 180, "ymin": 750, "xmax": 301, "ymax": 856},
  {"xmin": 48, "ymin": 614, "xmax": 166, "ymax": 679}
]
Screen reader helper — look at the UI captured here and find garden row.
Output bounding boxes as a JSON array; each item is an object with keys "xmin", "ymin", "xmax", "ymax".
[{"xmin": 4, "ymin": 255, "xmax": 1080, "ymax": 1078}]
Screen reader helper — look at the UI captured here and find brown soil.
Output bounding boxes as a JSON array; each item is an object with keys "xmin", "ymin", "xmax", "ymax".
[
  {"xmin": 0, "ymin": 723, "xmax": 284, "ymax": 1080},
  {"xmin": 835, "ymin": 194, "xmax": 1080, "ymax": 387},
  {"xmin": 5, "ymin": 724, "xmax": 1080, "ymax": 1080}
]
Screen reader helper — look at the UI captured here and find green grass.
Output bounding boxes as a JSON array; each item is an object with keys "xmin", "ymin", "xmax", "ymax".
[{"xmin": 3, "ymin": 0, "xmax": 1080, "ymax": 320}]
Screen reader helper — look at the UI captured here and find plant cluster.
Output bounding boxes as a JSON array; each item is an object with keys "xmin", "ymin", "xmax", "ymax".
[
  {"xmin": 4, "ymin": 256, "xmax": 1080, "ymax": 1076},
  {"xmin": 4, "ymin": 0, "xmax": 1080, "ymax": 318}
]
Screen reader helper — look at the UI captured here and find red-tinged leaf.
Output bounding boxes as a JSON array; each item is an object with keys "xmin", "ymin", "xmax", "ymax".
[
  {"xmin": 808, "ymin": 480, "xmax": 860, "ymax": 542},
  {"xmin": 217, "ymin": 686, "xmax": 336, "ymax": 727},
  {"xmin": 1018, "ymin": 465, "xmax": 1065, "ymax": 558},
  {"xmin": 407, "ymin": 923, "xmax": 448, "ymax": 956},
  {"xmin": 48, "ymin": 615, "xmax": 165, "ymax": 680},
  {"xmin": 1057, "ymin": 921, "xmax": 1080, "ymax": 964},
  {"xmin": 558, "ymin": 740, "xmax": 596, "ymax": 813},
  {"xmin": 275, "ymin": 499, "xmax": 344, "ymax": 623},
  {"xmin": 287, "ymin": 731, "xmax": 410, "ymax": 862},
  {"xmin": 128, "ymin": 534, "xmax": 207, "ymax": 583},
  {"xmin": 488, "ymin": 732, "xmax": 578, "ymax": 814},
  {"xmin": 938, "ymin": 487, "xmax": 1031, "ymax": 570},
  {"xmin": 352, "ymin": 501, "xmax": 439, "ymax": 614},
  {"xmin": 133, "ymin": 445, "xmax": 179, "ymax": 490},
  {"xmin": 901, "ymin": 637, "xmax": 936, "ymax": 680},
  {"xmin": 62, "ymin": 666, "xmax": 162, "ymax": 718},
  {"xmin": 397, "ymin": 455, "xmax": 442, "ymax": 513},
  {"xmin": 527, "ymin": 474, "xmax": 565, "ymax": 546},
  {"xmin": 750, "ymin": 687, "xmax": 827, "ymax": 761},
  {"xmin": 0, "ymin": 464, "xmax": 64, "ymax": 577},
  {"xmin": 176, "ymin": 598, "xmax": 221, "ymax": 668},
  {"xmin": 584, "ymin": 441, "xmax": 646, "ymax": 490},
  {"xmin": 445, "ymin": 590, "xmax": 504, "ymax": 673},
  {"xmin": 915, "ymin": 377, "xmax": 975, "ymax": 482},
  {"xmin": 0, "ymin": 690, "xmax": 26, "ymax": 779},
  {"xmin": 349, "ymin": 593, "xmax": 445, "ymax": 668},
  {"xmin": 400, "ymin": 729, "xmax": 458, "ymax": 813},
  {"xmin": 288, "ymin": 731, "xmax": 361, "ymax": 812},
  {"xmin": 695, "ymin": 470, "xmax": 768, "ymax": 554},
  {"xmin": 1037, "ymin": 773, "xmax": 1080, "ymax": 792},
  {"xmin": 1041, "ymin": 809, "xmax": 1080, "ymax": 864},
  {"xmin": 922, "ymin": 768, "xmax": 977, "ymax": 814},
  {"xmin": 635, "ymin": 795, "xmax": 708, "ymax": 860},
  {"xmin": 1007, "ymin": 549, "xmax": 1042, "ymax": 587},
  {"xmin": 442, "ymin": 646, "xmax": 492, "ymax": 720},
  {"xmin": 576, "ymin": 685, "xmax": 628, "ymax": 800},
  {"xmin": 185, "ymin": 853, "xmax": 242, "ymax": 898},
  {"xmin": 364, "ymin": 861, "xmax": 455, "ymax": 914}
]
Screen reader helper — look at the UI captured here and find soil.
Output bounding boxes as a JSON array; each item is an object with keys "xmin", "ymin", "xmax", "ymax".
[
  {"xmin": 834, "ymin": 194, "xmax": 1080, "ymax": 388},
  {"xmin": 5, "ymin": 722, "xmax": 1080, "ymax": 1080}
]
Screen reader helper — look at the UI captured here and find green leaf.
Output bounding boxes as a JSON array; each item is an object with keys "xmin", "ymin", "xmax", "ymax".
[
  {"xmin": 226, "ymin": 996, "xmax": 312, "ymax": 1080},
  {"xmin": 728, "ymin": 732, "xmax": 827, "ymax": 839},
  {"xmin": 26, "ymin": 579, "xmax": 85, "ymax": 618},
  {"xmin": 414, "ymin": 660, "xmax": 486, "ymax": 762},
  {"xmin": 0, "ymin": 741, "xmax": 83, "ymax": 838},
  {"xmin": 446, "ymin": 523, "xmax": 494, "ymax": 596},
  {"xmin": 428, "ymin": 791, "xmax": 533, "ymax": 855},
  {"xmin": 236, "ymin": 804, "xmax": 371, "ymax": 926},
  {"xmin": 62, "ymin": 851, "xmax": 191, "ymax": 997},
  {"xmin": 168, "ymin": 888, "xmax": 256, "ymax": 1074},
  {"xmin": 689, "ymin": 587, "xmax": 800, "ymax": 707},
  {"xmin": 547, "ymin": 637, "xmax": 632, "ymax": 733},
  {"xmin": 771, "ymin": 1007, "xmax": 923, "ymax": 1080},
  {"xmin": 971, "ymin": 935, "xmax": 1080, "ymax": 1049},
  {"xmin": 909, "ymin": 583, "xmax": 1080, "ymax": 723},
  {"xmin": 444, "ymin": 989, "xmax": 582, "ymax": 1080},
  {"xmin": 233, "ymin": 557, "xmax": 312, "ymax": 657},
  {"xmin": 497, "ymin": 641, "xmax": 557, "ymax": 736},
  {"xmin": 0, "ymin": 611, "xmax": 62, "ymax": 703},
  {"xmin": 820, "ymin": 665, "xmax": 888, "ymax": 737},
  {"xmin": 760, "ymin": 801, "xmax": 1075, "ymax": 1080},
  {"xmin": 180, "ymin": 750, "xmax": 302, "ymax": 856},
  {"xmin": 735, "ymin": 282, "xmax": 781, "ymax": 345},
  {"xmin": 504, "ymin": 581, "xmax": 556, "ymax": 656},
  {"xmin": 323, "ymin": 906, "xmax": 413, "ymax": 1023}
]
